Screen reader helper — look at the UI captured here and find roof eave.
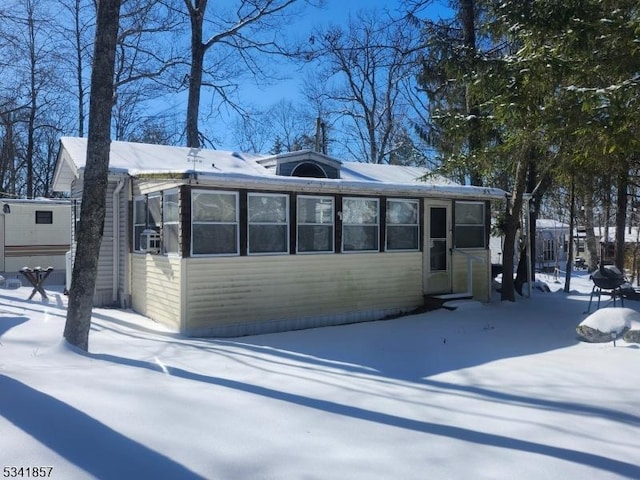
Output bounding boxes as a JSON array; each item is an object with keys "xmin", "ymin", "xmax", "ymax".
[{"xmin": 52, "ymin": 144, "xmax": 80, "ymax": 193}]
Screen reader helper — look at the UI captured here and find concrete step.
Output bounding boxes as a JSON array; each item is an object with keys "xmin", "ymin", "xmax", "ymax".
[{"xmin": 423, "ymin": 292, "xmax": 473, "ymax": 310}]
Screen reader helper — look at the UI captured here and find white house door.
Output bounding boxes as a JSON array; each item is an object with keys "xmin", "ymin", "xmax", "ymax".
[{"xmin": 424, "ymin": 201, "xmax": 451, "ymax": 294}]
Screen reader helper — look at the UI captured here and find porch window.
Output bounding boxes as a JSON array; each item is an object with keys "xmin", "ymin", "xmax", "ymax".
[
  {"xmin": 163, "ymin": 190, "xmax": 179, "ymax": 254},
  {"xmin": 342, "ymin": 197, "xmax": 379, "ymax": 252},
  {"xmin": 297, "ymin": 195, "xmax": 334, "ymax": 253},
  {"xmin": 191, "ymin": 190, "xmax": 239, "ymax": 255},
  {"xmin": 133, "ymin": 198, "xmax": 145, "ymax": 251},
  {"xmin": 386, "ymin": 199, "xmax": 419, "ymax": 251},
  {"xmin": 133, "ymin": 195, "xmax": 160, "ymax": 252},
  {"xmin": 454, "ymin": 201, "xmax": 486, "ymax": 248},
  {"xmin": 248, "ymin": 193, "xmax": 289, "ymax": 254}
]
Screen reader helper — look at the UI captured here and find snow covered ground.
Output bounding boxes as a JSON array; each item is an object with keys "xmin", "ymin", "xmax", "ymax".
[{"xmin": 1, "ymin": 272, "xmax": 639, "ymax": 479}]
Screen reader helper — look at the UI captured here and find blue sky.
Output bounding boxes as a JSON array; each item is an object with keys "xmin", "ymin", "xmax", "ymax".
[
  {"xmin": 236, "ymin": 0, "xmax": 454, "ymax": 103},
  {"xmin": 201, "ymin": 0, "xmax": 454, "ymax": 149}
]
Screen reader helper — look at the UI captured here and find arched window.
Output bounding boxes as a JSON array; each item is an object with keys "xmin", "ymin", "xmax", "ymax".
[{"xmin": 291, "ymin": 162, "xmax": 327, "ymax": 178}]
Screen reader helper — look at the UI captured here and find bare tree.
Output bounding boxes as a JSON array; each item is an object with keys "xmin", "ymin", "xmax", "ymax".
[
  {"xmin": 112, "ymin": 0, "xmax": 184, "ymax": 142},
  {"xmin": 182, "ymin": 0, "xmax": 319, "ymax": 148},
  {"xmin": 55, "ymin": 0, "xmax": 95, "ymax": 137},
  {"xmin": 232, "ymin": 99, "xmax": 312, "ymax": 153},
  {"xmin": 0, "ymin": 0, "xmax": 72, "ymax": 197},
  {"xmin": 307, "ymin": 9, "xmax": 422, "ymax": 163},
  {"xmin": 64, "ymin": 0, "xmax": 122, "ymax": 351}
]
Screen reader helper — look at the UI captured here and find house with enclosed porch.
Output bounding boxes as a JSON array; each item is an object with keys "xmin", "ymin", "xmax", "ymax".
[{"xmin": 53, "ymin": 137, "xmax": 506, "ymax": 337}]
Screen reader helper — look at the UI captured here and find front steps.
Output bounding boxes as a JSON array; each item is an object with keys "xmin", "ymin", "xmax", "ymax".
[{"xmin": 424, "ymin": 292, "xmax": 474, "ymax": 311}]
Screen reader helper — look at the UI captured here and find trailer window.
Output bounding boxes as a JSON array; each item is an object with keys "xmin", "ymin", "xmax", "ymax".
[{"xmin": 35, "ymin": 210, "xmax": 53, "ymax": 224}]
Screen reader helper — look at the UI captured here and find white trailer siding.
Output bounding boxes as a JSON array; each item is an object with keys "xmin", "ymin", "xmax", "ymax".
[
  {"xmin": 69, "ymin": 176, "xmax": 130, "ymax": 306},
  {"xmin": 1, "ymin": 200, "xmax": 71, "ymax": 279}
]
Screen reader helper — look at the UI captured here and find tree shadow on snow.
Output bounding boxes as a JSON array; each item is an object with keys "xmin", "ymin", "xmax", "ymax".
[
  {"xmin": 0, "ymin": 315, "xmax": 29, "ymax": 338},
  {"xmin": 86, "ymin": 351, "xmax": 640, "ymax": 479},
  {"xmin": 0, "ymin": 375, "xmax": 203, "ymax": 479}
]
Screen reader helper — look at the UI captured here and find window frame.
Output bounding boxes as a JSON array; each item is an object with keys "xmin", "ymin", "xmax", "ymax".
[
  {"xmin": 247, "ymin": 192, "xmax": 290, "ymax": 255},
  {"xmin": 191, "ymin": 189, "xmax": 240, "ymax": 257},
  {"xmin": 341, "ymin": 196, "xmax": 380, "ymax": 253},
  {"xmin": 162, "ymin": 189, "xmax": 180, "ymax": 255},
  {"xmin": 453, "ymin": 200, "xmax": 486, "ymax": 249},
  {"xmin": 35, "ymin": 210, "xmax": 53, "ymax": 224},
  {"xmin": 385, "ymin": 198, "xmax": 420, "ymax": 252},
  {"xmin": 132, "ymin": 195, "xmax": 162, "ymax": 253},
  {"xmin": 296, "ymin": 195, "xmax": 335, "ymax": 254}
]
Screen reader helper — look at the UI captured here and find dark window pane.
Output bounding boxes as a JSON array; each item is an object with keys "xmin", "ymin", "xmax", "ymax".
[
  {"xmin": 454, "ymin": 226, "xmax": 485, "ymax": 248},
  {"xmin": 387, "ymin": 226, "xmax": 418, "ymax": 250},
  {"xmin": 134, "ymin": 200, "xmax": 145, "ymax": 224},
  {"xmin": 148, "ymin": 196, "xmax": 161, "ymax": 228},
  {"xmin": 134, "ymin": 225, "xmax": 145, "ymax": 251},
  {"xmin": 193, "ymin": 224, "xmax": 238, "ymax": 254},
  {"xmin": 249, "ymin": 225, "xmax": 287, "ymax": 253},
  {"xmin": 430, "ymin": 208, "xmax": 447, "ymax": 238},
  {"xmin": 430, "ymin": 239, "xmax": 447, "ymax": 270},
  {"xmin": 35, "ymin": 210, "xmax": 53, "ymax": 224},
  {"xmin": 343, "ymin": 225, "xmax": 378, "ymax": 251},
  {"xmin": 298, "ymin": 225, "xmax": 333, "ymax": 252},
  {"xmin": 163, "ymin": 224, "xmax": 179, "ymax": 254}
]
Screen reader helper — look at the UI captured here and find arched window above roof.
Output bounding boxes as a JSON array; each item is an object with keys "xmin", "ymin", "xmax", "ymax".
[{"xmin": 291, "ymin": 162, "xmax": 328, "ymax": 178}]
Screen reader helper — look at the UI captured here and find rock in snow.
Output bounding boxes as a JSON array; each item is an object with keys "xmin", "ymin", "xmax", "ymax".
[{"xmin": 576, "ymin": 307, "xmax": 640, "ymax": 343}]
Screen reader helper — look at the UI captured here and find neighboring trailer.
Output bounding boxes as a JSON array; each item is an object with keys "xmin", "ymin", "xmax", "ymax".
[
  {"xmin": 0, "ymin": 199, "xmax": 71, "ymax": 285},
  {"xmin": 54, "ymin": 137, "xmax": 506, "ymax": 336}
]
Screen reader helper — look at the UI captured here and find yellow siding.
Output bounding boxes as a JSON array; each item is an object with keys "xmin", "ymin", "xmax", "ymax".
[
  {"xmin": 451, "ymin": 250, "xmax": 491, "ymax": 301},
  {"xmin": 131, "ymin": 254, "xmax": 182, "ymax": 330},
  {"xmin": 183, "ymin": 252, "xmax": 423, "ymax": 336}
]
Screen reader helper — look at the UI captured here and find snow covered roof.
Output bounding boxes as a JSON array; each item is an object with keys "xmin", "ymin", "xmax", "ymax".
[
  {"xmin": 53, "ymin": 137, "xmax": 507, "ymax": 199},
  {"xmin": 592, "ymin": 226, "xmax": 640, "ymax": 244},
  {"xmin": 0, "ymin": 198, "xmax": 71, "ymax": 205},
  {"xmin": 537, "ymin": 219, "xmax": 570, "ymax": 230},
  {"xmin": 53, "ymin": 137, "xmax": 268, "ymax": 190}
]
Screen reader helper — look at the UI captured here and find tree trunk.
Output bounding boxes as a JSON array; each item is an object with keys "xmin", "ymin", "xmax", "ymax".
[
  {"xmin": 0, "ymin": 115, "xmax": 15, "ymax": 188},
  {"xmin": 459, "ymin": 0, "xmax": 483, "ymax": 186},
  {"xmin": 501, "ymin": 157, "xmax": 528, "ymax": 301},
  {"xmin": 26, "ymin": 1, "xmax": 37, "ymax": 198},
  {"xmin": 185, "ymin": 0, "xmax": 206, "ymax": 148},
  {"xmin": 514, "ymin": 152, "xmax": 546, "ymax": 294},
  {"xmin": 614, "ymin": 164, "xmax": 628, "ymax": 271},
  {"xmin": 583, "ymin": 186, "xmax": 598, "ymax": 271},
  {"xmin": 74, "ymin": 0, "xmax": 86, "ymax": 137},
  {"xmin": 564, "ymin": 179, "xmax": 575, "ymax": 292},
  {"xmin": 64, "ymin": 0, "xmax": 122, "ymax": 352}
]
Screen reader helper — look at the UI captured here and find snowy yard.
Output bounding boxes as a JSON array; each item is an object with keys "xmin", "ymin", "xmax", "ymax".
[{"xmin": 1, "ymin": 272, "xmax": 639, "ymax": 479}]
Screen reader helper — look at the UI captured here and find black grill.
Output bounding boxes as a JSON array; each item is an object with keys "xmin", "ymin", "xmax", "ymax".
[
  {"xmin": 590, "ymin": 266, "xmax": 625, "ymax": 290},
  {"xmin": 585, "ymin": 266, "xmax": 626, "ymax": 313}
]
